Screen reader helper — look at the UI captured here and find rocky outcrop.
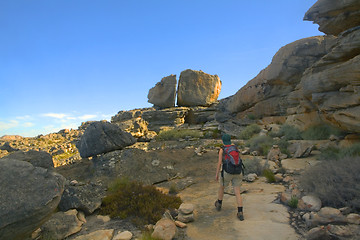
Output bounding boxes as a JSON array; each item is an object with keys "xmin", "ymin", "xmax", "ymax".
[
  {"xmin": 177, "ymin": 69, "xmax": 222, "ymax": 107},
  {"xmin": 224, "ymin": 0, "xmax": 360, "ymax": 134},
  {"xmin": 148, "ymin": 74, "xmax": 177, "ymax": 108},
  {"xmin": 1, "ymin": 150, "xmax": 54, "ymax": 169},
  {"xmin": 76, "ymin": 121, "xmax": 136, "ymax": 158},
  {"xmin": 0, "ymin": 159, "xmax": 65, "ymax": 240},
  {"xmin": 304, "ymin": 0, "xmax": 360, "ymax": 36}
]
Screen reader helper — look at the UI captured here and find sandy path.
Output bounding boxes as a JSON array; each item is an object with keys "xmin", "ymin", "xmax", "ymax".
[{"xmin": 179, "ymin": 177, "xmax": 300, "ymax": 240}]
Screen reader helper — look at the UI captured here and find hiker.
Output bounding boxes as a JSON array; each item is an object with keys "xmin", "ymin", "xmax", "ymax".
[{"xmin": 215, "ymin": 134, "xmax": 244, "ymax": 220}]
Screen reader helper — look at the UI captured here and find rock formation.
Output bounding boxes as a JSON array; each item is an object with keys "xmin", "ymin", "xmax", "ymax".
[
  {"xmin": 304, "ymin": 0, "xmax": 360, "ymax": 36},
  {"xmin": 1, "ymin": 150, "xmax": 54, "ymax": 169},
  {"xmin": 76, "ymin": 121, "xmax": 136, "ymax": 158},
  {"xmin": 148, "ymin": 74, "xmax": 177, "ymax": 108},
  {"xmin": 0, "ymin": 159, "xmax": 65, "ymax": 240},
  {"xmin": 224, "ymin": 0, "xmax": 360, "ymax": 133},
  {"xmin": 177, "ymin": 69, "xmax": 222, "ymax": 107}
]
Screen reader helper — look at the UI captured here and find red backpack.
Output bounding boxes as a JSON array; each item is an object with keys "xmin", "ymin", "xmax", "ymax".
[{"xmin": 222, "ymin": 145, "xmax": 244, "ymax": 174}]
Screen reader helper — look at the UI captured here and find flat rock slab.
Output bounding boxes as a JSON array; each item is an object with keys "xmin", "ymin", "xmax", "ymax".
[
  {"xmin": 179, "ymin": 177, "xmax": 300, "ymax": 240},
  {"xmin": 281, "ymin": 157, "xmax": 319, "ymax": 172}
]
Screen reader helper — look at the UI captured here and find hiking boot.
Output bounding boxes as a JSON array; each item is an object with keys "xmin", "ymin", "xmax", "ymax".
[
  {"xmin": 237, "ymin": 212, "xmax": 244, "ymax": 221},
  {"xmin": 215, "ymin": 201, "xmax": 222, "ymax": 211}
]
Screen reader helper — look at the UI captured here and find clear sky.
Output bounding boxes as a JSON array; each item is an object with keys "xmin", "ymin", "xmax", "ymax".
[{"xmin": 0, "ymin": 0, "xmax": 321, "ymax": 137}]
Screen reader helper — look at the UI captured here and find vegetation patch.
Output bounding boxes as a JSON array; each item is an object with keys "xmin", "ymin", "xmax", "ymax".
[
  {"xmin": 243, "ymin": 157, "xmax": 263, "ymax": 175},
  {"xmin": 239, "ymin": 124, "xmax": 261, "ymax": 140},
  {"xmin": 270, "ymin": 124, "xmax": 302, "ymax": 140},
  {"xmin": 301, "ymin": 124, "xmax": 343, "ymax": 140},
  {"xmin": 300, "ymin": 156, "xmax": 360, "ymax": 212},
  {"xmin": 318, "ymin": 143, "xmax": 360, "ymax": 160},
  {"xmin": 288, "ymin": 196, "xmax": 298, "ymax": 209},
  {"xmin": 100, "ymin": 178, "xmax": 182, "ymax": 226},
  {"xmin": 262, "ymin": 169, "xmax": 276, "ymax": 183},
  {"xmin": 156, "ymin": 129, "xmax": 203, "ymax": 141},
  {"xmin": 247, "ymin": 135, "xmax": 274, "ymax": 156}
]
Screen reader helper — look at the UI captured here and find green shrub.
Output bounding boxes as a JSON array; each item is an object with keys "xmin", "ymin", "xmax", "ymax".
[
  {"xmin": 239, "ymin": 124, "xmax": 261, "ymax": 140},
  {"xmin": 300, "ymin": 156, "xmax": 360, "ymax": 212},
  {"xmin": 288, "ymin": 196, "xmax": 298, "ymax": 209},
  {"xmin": 203, "ymin": 129, "xmax": 221, "ymax": 139},
  {"xmin": 140, "ymin": 231, "xmax": 160, "ymax": 240},
  {"xmin": 318, "ymin": 143, "xmax": 360, "ymax": 161},
  {"xmin": 247, "ymin": 135, "xmax": 274, "ymax": 156},
  {"xmin": 100, "ymin": 178, "xmax": 182, "ymax": 226},
  {"xmin": 168, "ymin": 183, "xmax": 178, "ymax": 195},
  {"xmin": 156, "ymin": 129, "xmax": 203, "ymax": 141},
  {"xmin": 262, "ymin": 169, "xmax": 276, "ymax": 183},
  {"xmin": 247, "ymin": 114, "xmax": 256, "ymax": 120},
  {"xmin": 274, "ymin": 138, "xmax": 290, "ymax": 156},
  {"xmin": 243, "ymin": 157, "xmax": 263, "ymax": 175},
  {"xmin": 270, "ymin": 124, "xmax": 302, "ymax": 140},
  {"xmin": 301, "ymin": 124, "xmax": 342, "ymax": 140}
]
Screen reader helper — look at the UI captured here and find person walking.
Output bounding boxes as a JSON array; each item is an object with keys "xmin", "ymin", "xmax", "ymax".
[{"xmin": 215, "ymin": 134, "xmax": 244, "ymax": 220}]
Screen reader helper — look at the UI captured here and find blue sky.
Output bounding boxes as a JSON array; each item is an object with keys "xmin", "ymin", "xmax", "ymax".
[{"xmin": 0, "ymin": 0, "xmax": 321, "ymax": 137}]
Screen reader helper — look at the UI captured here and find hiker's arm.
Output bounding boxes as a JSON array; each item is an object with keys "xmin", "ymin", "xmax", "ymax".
[{"xmin": 215, "ymin": 148, "xmax": 223, "ymax": 181}]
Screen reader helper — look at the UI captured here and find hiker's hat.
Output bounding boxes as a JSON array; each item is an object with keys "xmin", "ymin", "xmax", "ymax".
[{"xmin": 222, "ymin": 134, "xmax": 231, "ymax": 145}]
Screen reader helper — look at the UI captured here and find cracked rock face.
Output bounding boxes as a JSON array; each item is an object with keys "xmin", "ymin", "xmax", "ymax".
[{"xmin": 0, "ymin": 159, "xmax": 65, "ymax": 240}]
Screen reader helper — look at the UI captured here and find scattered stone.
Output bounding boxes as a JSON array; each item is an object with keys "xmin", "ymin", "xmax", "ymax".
[
  {"xmin": 152, "ymin": 218, "xmax": 177, "ymax": 240},
  {"xmin": 306, "ymin": 226, "xmax": 328, "ymax": 240},
  {"xmin": 40, "ymin": 209, "xmax": 83, "ymax": 240},
  {"xmin": 113, "ymin": 230, "xmax": 133, "ymax": 240},
  {"xmin": 72, "ymin": 229, "xmax": 114, "ymax": 240},
  {"xmin": 244, "ymin": 173, "xmax": 258, "ymax": 182},
  {"xmin": 177, "ymin": 213, "xmax": 194, "ymax": 223},
  {"xmin": 347, "ymin": 213, "xmax": 360, "ymax": 224},
  {"xmin": 178, "ymin": 203, "xmax": 194, "ymax": 215},
  {"xmin": 175, "ymin": 221, "xmax": 187, "ymax": 228},
  {"xmin": 96, "ymin": 215, "xmax": 111, "ymax": 223},
  {"xmin": 301, "ymin": 195, "xmax": 322, "ymax": 212}
]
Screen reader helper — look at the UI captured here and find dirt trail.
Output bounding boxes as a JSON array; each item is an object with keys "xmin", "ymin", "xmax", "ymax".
[{"xmin": 179, "ymin": 177, "xmax": 300, "ymax": 240}]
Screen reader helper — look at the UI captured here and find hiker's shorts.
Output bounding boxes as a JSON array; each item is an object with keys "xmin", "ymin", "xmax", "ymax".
[{"xmin": 221, "ymin": 171, "xmax": 243, "ymax": 187}]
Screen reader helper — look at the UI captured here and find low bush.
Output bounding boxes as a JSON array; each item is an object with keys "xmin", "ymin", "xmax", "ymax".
[
  {"xmin": 270, "ymin": 124, "xmax": 302, "ymax": 140},
  {"xmin": 318, "ymin": 143, "xmax": 360, "ymax": 161},
  {"xmin": 100, "ymin": 178, "xmax": 182, "ymax": 226},
  {"xmin": 300, "ymin": 156, "xmax": 360, "ymax": 212},
  {"xmin": 156, "ymin": 129, "xmax": 203, "ymax": 141},
  {"xmin": 238, "ymin": 124, "xmax": 261, "ymax": 140},
  {"xmin": 262, "ymin": 169, "xmax": 276, "ymax": 183},
  {"xmin": 301, "ymin": 124, "xmax": 343, "ymax": 140},
  {"xmin": 288, "ymin": 196, "xmax": 298, "ymax": 209},
  {"xmin": 243, "ymin": 157, "xmax": 263, "ymax": 175},
  {"xmin": 247, "ymin": 135, "xmax": 274, "ymax": 156},
  {"xmin": 203, "ymin": 129, "xmax": 221, "ymax": 139}
]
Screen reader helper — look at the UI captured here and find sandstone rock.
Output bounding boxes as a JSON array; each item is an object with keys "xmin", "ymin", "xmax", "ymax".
[
  {"xmin": 72, "ymin": 229, "xmax": 114, "ymax": 240},
  {"xmin": 288, "ymin": 141, "xmax": 314, "ymax": 158},
  {"xmin": 40, "ymin": 209, "xmax": 83, "ymax": 240},
  {"xmin": 347, "ymin": 213, "xmax": 360, "ymax": 224},
  {"xmin": 1, "ymin": 149, "xmax": 54, "ymax": 169},
  {"xmin": 267, "ymin": 145, "xmax": 281, "ymax": 165},
  {"xmin": 174, "ymin": 220, "xmax": 187, "ymax": 228},
  {"xmin": 0, "ymin": 159, "xmax": 65, "ymax": 240},
  {"xmin": 244, "ymin": 173, "xmax": 258, "ymax": 182},
  {"xmin": 185, "ymin": 106, "xmax": 216, "ymax": 124},
  {"xmin": 113, "ymin": 117, "xmax": 149, "ymax": 138},
  {"xmin": 152, "ymin": 218, "xmax": 177, "ymax": 240},
  {"xmin": 142, "ymin": 107, "xmax": 189, "ymax": 132},
  {"xmin": 309, "ymin": 207, "xmax": 347, "ymax": 227},
  {"xmin": 226, "ymin": 36, "xmax": 335, "ymax": 114},
  {"xmin": 306, "ymin": 226, "xmax": 328, "ymax": 240},
  {"xmin": 304, "ymin": 0, "xmax": 360, "ymax": 36},
  {"xmin": 177, "ymin": 213, "xmax": 194, "ymax": 223},
  {"xmin": 148, "ymin": 74, "xmax": 177, "ymax": 108},
  {"xmin": 178, "ymin": 203, "xmax": 194, "ymax": 215},
  {"xmin": 76, "ymin": 121, "xmax": 136, "ymax": 158},
  {"xmin": 301, "ymin": 195, "xmax": 322, "ymax": 212},
  {"xmin": 113, "ymin": 230, "xmax": 133, "ymax": 240},
  {"xmin": 177, "ymin": 69, "xmax": 222, "ymax": 107},
  {"xmin": 58, "ymin": 182, "xmax": 105, "ymax": 215}
]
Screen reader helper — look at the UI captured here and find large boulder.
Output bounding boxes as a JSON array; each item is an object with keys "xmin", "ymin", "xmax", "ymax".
[
  {"xmin": 177, "ymin": 69, "xmax": 222, "ymax": 107},
  {"xmin": 304, "ymin": 0, "xmax": 360, "ymax": 36},
  {"xmin": 1, "ymin": 149, "xmax": 54, "ymax": 169},
  {"xmin": 76, "ymin": 121, "xmax": 136, "ymax": 158},
  {"xmin": 0, "ymin": 159, "xmax": 65, "ymax": 240},
  {"xmin": 148, "ymin": 74, "xmax": 177, "ymax": 108}
]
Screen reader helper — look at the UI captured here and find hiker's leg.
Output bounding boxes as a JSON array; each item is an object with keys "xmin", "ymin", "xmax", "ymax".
[
  {"xmin": 218, "ymin": 185, "xmax": 225, "ymax": 200},
  {"xmin": 233, "ymin": 186, "xmax": 243, "ymax": 207}
]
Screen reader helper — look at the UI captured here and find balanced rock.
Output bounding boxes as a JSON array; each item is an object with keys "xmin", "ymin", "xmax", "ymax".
[
  {"xmin": 177, "ymin": 69, "xmax": 222, "ymax": 107},
  {"xmin": 152, "ymin": 218, "xmax": 177, "ymax": 240},
  {"xmin": 0, "ymin": 159, "xmax": 65, "ymax": 240},
  {"xmin": 76, "ymin": 121, "xmax": 136, "ymax": 158},
  {"xmin": 148, "ymin": 74, "xmax": 177, "ymax": 108},
  {"xmin": 1, "ymin": 149, "xmax": 54, "ymax": 169},
  {"xmin": 304, "ymin": 0, "xmax": 360, "ymax": 36}
]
